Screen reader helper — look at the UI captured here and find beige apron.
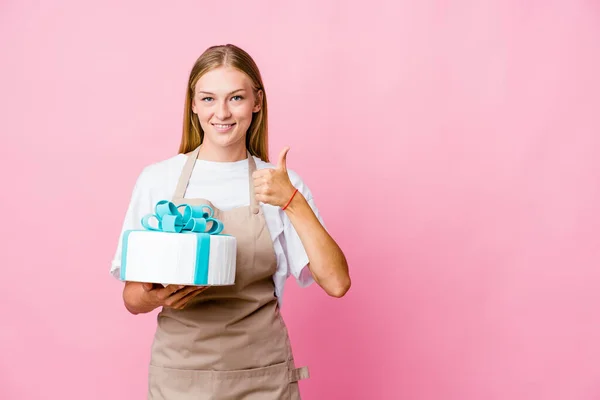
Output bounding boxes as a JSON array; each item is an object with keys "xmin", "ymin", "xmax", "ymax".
[{"xmin": 147, "ymin": 146, "xmax": 309, "ymax": 399}]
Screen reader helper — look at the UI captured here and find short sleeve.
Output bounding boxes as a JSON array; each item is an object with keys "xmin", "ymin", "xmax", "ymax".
[
  {"xmin": 279, "ymin": 171, "xmax": 327, "ymax": 287},
  {"xmin": 110, "ymin": 168, "xmax": 156, "ymax": 279}
]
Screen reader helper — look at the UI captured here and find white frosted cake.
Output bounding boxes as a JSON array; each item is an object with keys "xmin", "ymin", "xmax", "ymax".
[{"xmin": 119, "ymin": 200, "xmax": 237, "ymax": 286}]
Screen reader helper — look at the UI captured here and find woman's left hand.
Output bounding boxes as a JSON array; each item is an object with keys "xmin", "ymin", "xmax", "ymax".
[
  {"xmin": 254, "ymin": 146, "xmax": 351, "ymax": 298},
  {"xmin": 252, "ymin": 146, "xmax": 297, "ymax": 207}
]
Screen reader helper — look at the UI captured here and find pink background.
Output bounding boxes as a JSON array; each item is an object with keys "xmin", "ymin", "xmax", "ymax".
[{"xmin": 2, "ymin": 1, "xmax": 600, "ymax": 399}]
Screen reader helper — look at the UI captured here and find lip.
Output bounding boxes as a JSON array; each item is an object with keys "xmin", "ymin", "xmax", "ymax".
[{"xmin": 211, "ymin": 123, "xmax": 236, "ymax": 133}]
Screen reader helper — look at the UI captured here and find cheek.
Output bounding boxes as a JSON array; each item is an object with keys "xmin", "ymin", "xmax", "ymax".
[
  {"xmin": 195, "ymin": 107, "xmax": 212, "ymax": 122},
  {"xmin": 232, "ymin": 103, "xmax": 255, "ymax": 121}
]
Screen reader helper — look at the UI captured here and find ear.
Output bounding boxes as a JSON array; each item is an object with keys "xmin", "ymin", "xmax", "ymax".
[
  {"xmin": 191, "ymin": 98, "xmax": 197, "ymax": 114},
  {"xmin": 252, "ymin": 89, "xmax": 263, "ymax": 113}
]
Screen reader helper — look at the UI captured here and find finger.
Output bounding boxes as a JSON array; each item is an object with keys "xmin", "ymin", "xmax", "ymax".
[
  {"xmin": 254, "ymin": 184, "xmax": 271, "ymax": 195},
  {"xmin": 157, "ymin": 284, "xmax": 185, "ymax": 300},
  {"xmin": 141, "ymin": 283, "xmax": 154, "ymax": 292},
  {"xmin": 171, "ymin": 287, "xmax": 208, "ymax": 309},
  {"xmin": 164, "ymin": 286, "xmax": 203, "ymax": 306},
  {"xmin": 253, "ymin": 169, "xmax": 274, "ymax": 184},
  {"xmin": 253, "ymin": 176, "xmax": 268, "ymax": 187},
  {"xmin": 277, "ymin": 146, "xmax": 289, "ymax": 171},
  {"xmin": 166, "ymin": 284, "xmax": 185, "ymax": 293},
  {"xmin": 255, "ymin": 193, "xmax": 268, "ymax": 204},
  {"xmin": 252, "ymin": 169, "xmax": 269, "ymax": 180}
]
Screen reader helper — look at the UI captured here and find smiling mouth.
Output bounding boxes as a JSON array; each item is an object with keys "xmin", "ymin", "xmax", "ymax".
[{"xmin": 212, "ymin": 123, "xmax": 236, "ymax": 129}]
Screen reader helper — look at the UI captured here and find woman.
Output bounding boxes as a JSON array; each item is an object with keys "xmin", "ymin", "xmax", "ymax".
[{"xmin": 111, "ymin": 44, "xmax": 350, "ymax": 399}]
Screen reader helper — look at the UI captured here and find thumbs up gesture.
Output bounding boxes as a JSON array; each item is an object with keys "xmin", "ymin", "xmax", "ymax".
[{"xmin": 252, "ymin": 146, "xmax": 297, "ymax": 208}]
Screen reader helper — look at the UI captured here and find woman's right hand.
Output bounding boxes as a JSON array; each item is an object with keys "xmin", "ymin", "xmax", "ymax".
[
  {"xmin": 143, "ymin": 283, "xmax": 208, "ymax": 309},
  {"xmin": 123, "ymin": 281, "xmax": 208, "ymax": 314}
]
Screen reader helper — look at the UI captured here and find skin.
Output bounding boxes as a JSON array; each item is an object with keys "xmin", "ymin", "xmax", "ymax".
[
  {"xmin": 252, "ymin": 148, "xmax": 351, "ymax": 297},
  {"xmin": 123, "ymin": 66, "xmax": 350, "ymax": 315}
]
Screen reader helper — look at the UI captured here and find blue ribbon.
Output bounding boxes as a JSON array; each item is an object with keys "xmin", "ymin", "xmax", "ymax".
[{"xmin": 141, "ymin": 200, "xmax": 224, "ymax": 235}]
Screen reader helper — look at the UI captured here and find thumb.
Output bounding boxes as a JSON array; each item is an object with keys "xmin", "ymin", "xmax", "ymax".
[{"xmin": 277, "ymin": 146, "xmax": 290, "ymax": 171}]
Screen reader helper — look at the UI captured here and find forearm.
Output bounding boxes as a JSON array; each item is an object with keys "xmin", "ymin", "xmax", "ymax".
[
  {"xmin": 122, "ymin": 282, "xmax": 159, "ymax": 315},
  {"xmin": 283, "ymin": 193, "xmax": 351, "ymax": 297}
]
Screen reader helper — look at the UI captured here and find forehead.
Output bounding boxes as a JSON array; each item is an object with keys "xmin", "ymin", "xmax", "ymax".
[{"xmin": 195, "ymin": 67, "xmax": 252, "ymax": 93}]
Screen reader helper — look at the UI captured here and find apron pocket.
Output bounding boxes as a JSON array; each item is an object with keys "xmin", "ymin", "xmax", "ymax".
[
  {"xmin": 148, "ymin": 360, "xmax": 308, "ymax": 399},
  {"xmin": 148, "ymin": 364, "xmax": 213, "ymax": 399}
]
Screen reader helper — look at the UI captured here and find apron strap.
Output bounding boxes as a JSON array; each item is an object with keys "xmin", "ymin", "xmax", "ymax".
[
  {"xmin": 288, "ymin": 366, "xmax": 309, "ymax": 382},
  {"xmin": 247, "ymin": 152, "xmax": 259, "ymax": 215},
  {"xmin": 174, "ymin": 146, "xmax": 259, "ymax": 216},
  {"xmin": 173, "ymin": 146, "xmax": 201, "ymax": 200}
]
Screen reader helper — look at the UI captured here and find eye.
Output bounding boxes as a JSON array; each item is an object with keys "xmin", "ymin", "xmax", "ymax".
[
  {"xmin": 201, "ymin": 97, "xmax": 213, "ymax": 102},
  {"xmin": 231, "ymin": 95, "xmax": 243, "ymax": 101}
]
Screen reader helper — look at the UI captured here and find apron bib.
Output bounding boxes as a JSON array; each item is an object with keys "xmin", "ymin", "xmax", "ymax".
[{"xmin": 147, "ymin": 146, "xmax": 308, "ymax": 399}]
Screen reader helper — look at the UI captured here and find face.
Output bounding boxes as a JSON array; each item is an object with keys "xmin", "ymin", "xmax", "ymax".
[{"xmin": 192, "ymin": 66, "xmax": 262, "ymax": 150}]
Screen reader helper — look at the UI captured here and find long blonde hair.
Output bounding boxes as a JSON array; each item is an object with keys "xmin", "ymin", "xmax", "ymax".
[{"xmin": 178, "ymin": 44, "xmax": 269, "ymax": 162}]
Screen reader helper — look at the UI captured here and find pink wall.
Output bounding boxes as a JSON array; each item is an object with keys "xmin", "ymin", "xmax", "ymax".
[{"xmin": 2, "ymin": 1, "xmax": 599, "ymax": 399}]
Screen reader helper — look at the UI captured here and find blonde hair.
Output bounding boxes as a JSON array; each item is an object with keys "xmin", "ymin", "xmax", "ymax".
[{"xmin": 178, "ymin": 44, "xmax": 269, "ymax": 162}]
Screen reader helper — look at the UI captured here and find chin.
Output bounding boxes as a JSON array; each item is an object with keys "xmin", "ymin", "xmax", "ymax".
[{"xmin": 208, "ymin": 133, "xmax": 245, "ymax": 149}]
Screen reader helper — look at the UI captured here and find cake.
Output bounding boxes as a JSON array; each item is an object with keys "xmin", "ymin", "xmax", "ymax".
[{"xmin": 119, "ymin": 200, "xmax": 237, "ymax": 286}]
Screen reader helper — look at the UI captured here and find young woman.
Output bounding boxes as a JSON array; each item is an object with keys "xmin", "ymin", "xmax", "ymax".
[{"xmin": 111, "ymin": 44, "xmax": 350, "ymax": 399}]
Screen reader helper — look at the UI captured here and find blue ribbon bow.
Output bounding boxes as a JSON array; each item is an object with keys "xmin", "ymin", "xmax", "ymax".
[{"xmin": 141, "ymin": 200, "xmax": 224, "ymax": 235}]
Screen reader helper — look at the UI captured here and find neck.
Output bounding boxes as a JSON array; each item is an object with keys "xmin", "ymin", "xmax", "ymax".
[{"xmin": 196, "ymin": 141, "xmax": 247, "ymax": 162}]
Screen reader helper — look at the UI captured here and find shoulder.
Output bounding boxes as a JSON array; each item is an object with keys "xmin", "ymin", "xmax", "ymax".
[
  {"xmin": 253, "ymin": 157, "xmax": 314, "ymax": 200},
  {"xmin": 134, "ymin": 153, "xmax": 187, "ymax": 190}
]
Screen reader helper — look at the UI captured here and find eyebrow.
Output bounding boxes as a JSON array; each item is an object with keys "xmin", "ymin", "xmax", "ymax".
[{"xmin": 196, "ymin": 89, "xmax": 246, "ymax": 96}]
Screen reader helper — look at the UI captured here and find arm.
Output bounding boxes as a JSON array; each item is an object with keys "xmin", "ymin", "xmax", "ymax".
[
  {"xmin": 284, "ymin": 192, "xmax": 351, "ymax": 297},
  {"xmin": 113, "ymin": 168, "xmax": 210, "ymax": 314},
  {"xmin": 252, "ymin": 146, "xmax": 351, "ymax": 298},
  {"xmin": 123, "ymin": 281, "xmax": 162, "ymax": 314},
  {"xmin": 122, "ymin": 281, "xmax": 208, "ymax": 315}
]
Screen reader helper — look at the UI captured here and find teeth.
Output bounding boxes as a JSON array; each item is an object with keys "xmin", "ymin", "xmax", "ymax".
[{"xmin": 215, "ymin": 124, "xmax": 233, "ymax": 128}]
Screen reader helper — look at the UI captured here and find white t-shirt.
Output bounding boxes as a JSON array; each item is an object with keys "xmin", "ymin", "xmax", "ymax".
[{"xmin": 111, "ymin": 153, "xmax": 322, "ymax": 307}]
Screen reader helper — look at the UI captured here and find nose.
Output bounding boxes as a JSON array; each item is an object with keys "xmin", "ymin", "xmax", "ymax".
[{"xmin": 215, "ymin": 100, "xmax": 232, "ymax": 121}]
